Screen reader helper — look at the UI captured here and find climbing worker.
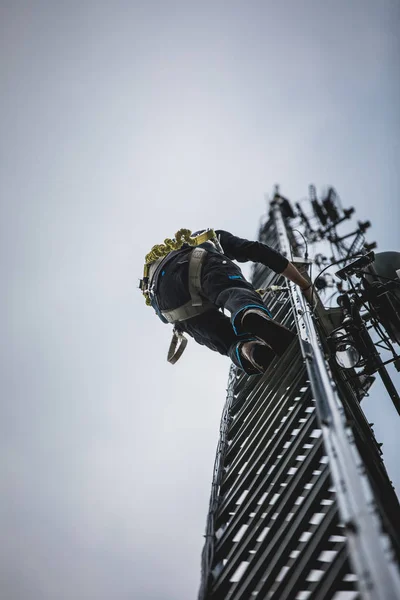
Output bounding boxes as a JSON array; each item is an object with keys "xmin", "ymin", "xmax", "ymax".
[{"xmin": 140, "ymin": 228, "xmax": 313, "ymax": 374}]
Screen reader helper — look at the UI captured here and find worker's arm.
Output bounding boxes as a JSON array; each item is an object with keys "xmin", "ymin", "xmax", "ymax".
[
  {"xmin": 281, "ymin": 262, "xmax": 314, "ymax": 301},
  {"xmin": 281, "ymin": 262, "xmax": 310, "ymax": 290},
  {"xmin": 216, "ymin": 229, "xmax": 313, "ymax": 299},
  {"xmin": 216, "ymin": 230, "xmax": 289, "ymax": 273}
]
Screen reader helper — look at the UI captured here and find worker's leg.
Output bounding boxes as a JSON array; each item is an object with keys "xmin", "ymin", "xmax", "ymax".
[
  {"xmin": 200, "ymin": 252, "xmax": 271, "ymax": 328},
  {"xmin": 200, "ymin": 253, "xmax": 296, "ymax": 355},
  {"xmin": 176, "ymin": 310, "xmax": 274, "ymax": 374}
]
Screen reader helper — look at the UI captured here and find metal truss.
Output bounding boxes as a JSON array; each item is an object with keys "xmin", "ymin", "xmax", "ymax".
[{"xmin": 198, "ymin": 194, "xmax": 400, "ymax": 600}]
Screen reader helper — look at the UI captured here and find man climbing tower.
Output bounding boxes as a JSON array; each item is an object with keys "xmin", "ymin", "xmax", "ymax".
[{"xmin": 140, "ymin": 228, "xmax": 313, "ymax": 374}]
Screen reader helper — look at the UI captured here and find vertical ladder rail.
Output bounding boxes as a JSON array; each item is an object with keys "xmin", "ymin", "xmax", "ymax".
[{"xmin": 272, "ymin": 201, "xmax": 400, "ymax": 600}]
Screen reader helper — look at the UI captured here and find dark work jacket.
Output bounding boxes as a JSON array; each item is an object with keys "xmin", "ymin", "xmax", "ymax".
[{"xmin": 215, "ymin": 230, "xmax": 289, "ymax": 273}]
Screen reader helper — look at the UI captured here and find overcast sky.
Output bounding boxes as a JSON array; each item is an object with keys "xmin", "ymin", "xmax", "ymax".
[{"xmin": 1, "ymin": 1, "xmax": 399, "ymax": 599}]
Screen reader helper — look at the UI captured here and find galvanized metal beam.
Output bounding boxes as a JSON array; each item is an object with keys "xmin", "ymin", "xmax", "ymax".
[{"xmin": 198, "ymin": 194, "xmax": 400, "ymax": 600}]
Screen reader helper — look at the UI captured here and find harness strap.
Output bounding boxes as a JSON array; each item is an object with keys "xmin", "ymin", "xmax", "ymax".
[
  {"xmin": 167, "ymin": 329, "xmax": 188, "ymax": 364},
  {"xmin": 162, "ymin": 247, "xmax": 216, "ymax": 363},
  {"xmin": 161, "ymin": 247, "xmax": 214, "ymax": 323},
  {"xmin": 188, "ymin": 247, "xmax": 207, "ymax": 307},
  {"xmin": 161, "ymin": 299, "xmax": 213, "ymax": 323}
]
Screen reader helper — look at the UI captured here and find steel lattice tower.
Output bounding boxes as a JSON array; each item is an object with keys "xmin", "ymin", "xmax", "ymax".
[{"xmin": 198, "ymin": 189, "xmax": 400, "ymax": 600}]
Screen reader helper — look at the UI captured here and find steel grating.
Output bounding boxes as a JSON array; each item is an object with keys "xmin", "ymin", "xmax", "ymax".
[{"xmin": 199, "ymin": 197, "xmax": 400, "ymax": 600}]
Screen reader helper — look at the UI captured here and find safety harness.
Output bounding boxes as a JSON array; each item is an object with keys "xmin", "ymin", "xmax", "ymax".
[
  {"xmin": 160, "ymin": 247, "xmax": 215, "ymax": 323},
  {"xmin": 140, "ymin": 229, "xmax": 222, "ymax": 363}
]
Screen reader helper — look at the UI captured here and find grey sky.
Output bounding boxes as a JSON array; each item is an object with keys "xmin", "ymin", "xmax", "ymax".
[{"xmin": 1, "ymin": 1, "xmax": 399, "ymax": 599}]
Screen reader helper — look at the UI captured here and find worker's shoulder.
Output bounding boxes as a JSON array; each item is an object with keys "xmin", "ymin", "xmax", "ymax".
[{"xmin": 215, "ymin": 229, "xmax": 234, "ymax": 237}]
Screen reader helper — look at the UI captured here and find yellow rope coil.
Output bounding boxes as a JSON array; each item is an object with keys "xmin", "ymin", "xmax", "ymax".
[
  {"xmin": 143, "ymin": 228, "xmax": 194, "ymax": 305},
  {"xmin": 145, "ymin": 228, "xmax": 195, "ymax": 265}
]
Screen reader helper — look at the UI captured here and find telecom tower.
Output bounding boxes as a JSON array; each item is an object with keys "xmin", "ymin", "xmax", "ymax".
[{"xmin": 198, "ymin": 187, "xmax": 400, "ymax": 600}]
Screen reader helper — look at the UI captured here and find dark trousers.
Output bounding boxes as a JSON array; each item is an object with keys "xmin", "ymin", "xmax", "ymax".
[{"xmin": 156, "ymin": 250, "xmax": 272, "ymax": 371}]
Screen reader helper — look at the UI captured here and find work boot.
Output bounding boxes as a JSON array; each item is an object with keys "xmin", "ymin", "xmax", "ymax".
[
  {"xmin": 240, "ymin": 340, "xmax": 276, "ymax": 374},
  {"xmin": 241, "ymin": 308, "xmax": 296, "ymax": 356}
]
